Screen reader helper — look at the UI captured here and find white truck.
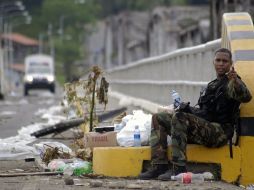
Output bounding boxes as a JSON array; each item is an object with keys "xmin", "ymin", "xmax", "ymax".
[{"xmin": 23, "ymin": 54, "xmax": 55, "ymax": 96}]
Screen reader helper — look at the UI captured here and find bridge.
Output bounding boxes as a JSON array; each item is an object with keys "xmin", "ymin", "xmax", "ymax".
[{"xmin": 93, "ymin": 12, "xmax": 254, "ymax": 186}]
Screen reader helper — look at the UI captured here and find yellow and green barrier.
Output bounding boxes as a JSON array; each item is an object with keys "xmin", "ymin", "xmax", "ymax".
[{"xmin": 222, "ymin": 12, "xmax": 254, "ymax": 186}]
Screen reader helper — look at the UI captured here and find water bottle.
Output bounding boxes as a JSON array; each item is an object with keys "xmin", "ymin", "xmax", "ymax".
[
  {"xmin": 171, "ymin": 90, "xmax": 181, "ymax": 109},
  {"xmin": 171, "ymin": 172, "xmax": 204, "ymax": 183},
  {"xmin": 63, "ymin": 165, "xmax": 74, "ymax": 176},
  {"xmin": 48, "ymin": 159, "xmax": 66, "ymax": 172},
  {"xmin": 133, "ymin": 125, "xmax": 141, "ymax": 147}
]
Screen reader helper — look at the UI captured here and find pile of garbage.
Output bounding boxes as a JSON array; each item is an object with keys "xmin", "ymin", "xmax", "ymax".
[
  {"xmin": 115, "ymin": 110, "xmax": 152, "ymax": 147},
  {"xmin": 48, "ymin": 159, "xmax": 92, "ymax": 176},
  {"xmin": 33, "ymin": 141, "xmax": 93, "ymax": 176}
]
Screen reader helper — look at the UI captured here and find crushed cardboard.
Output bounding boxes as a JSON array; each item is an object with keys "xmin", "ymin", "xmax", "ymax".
[{"xmin": 84, "ymin": 131, "xmax": 117, "ymax": 148}]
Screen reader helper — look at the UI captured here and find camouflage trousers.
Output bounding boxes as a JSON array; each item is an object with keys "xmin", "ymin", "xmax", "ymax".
[{"xmin": 150, "ymin": 111, "xmax": 228, "ymax": 167}]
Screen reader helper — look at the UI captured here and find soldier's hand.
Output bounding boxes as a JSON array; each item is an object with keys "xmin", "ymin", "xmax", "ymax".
[
  {"xmin": 226, "ymin": 66, "xmax": 241, "ymax": 88},
  {"xmin": 176, "ymin": 102, "xmax": 191, "ymax": 113},
  {"xmin": 226, "ymin": 66, "xmax": 237, "ymax": 81}
]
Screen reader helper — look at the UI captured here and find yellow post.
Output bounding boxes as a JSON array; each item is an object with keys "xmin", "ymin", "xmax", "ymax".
[{"xmin": 222, "ymin": 12, "xmax": 254, "ymax": 186}]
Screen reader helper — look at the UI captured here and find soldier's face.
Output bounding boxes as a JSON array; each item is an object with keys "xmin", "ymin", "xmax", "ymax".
[{"xmin": 213, "ymin": 52, "xmax": 232, "ymax": 77}]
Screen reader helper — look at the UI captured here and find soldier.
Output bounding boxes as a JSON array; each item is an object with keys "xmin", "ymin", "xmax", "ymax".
[{"xmin": 139, "ymin": 48, "xmax": 252, "ymax": 180}]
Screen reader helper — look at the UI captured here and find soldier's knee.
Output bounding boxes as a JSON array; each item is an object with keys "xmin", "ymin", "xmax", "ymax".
[
  {"xmin": 172, "ymin": 112, "xmax": 188, "ymax": 131},
  {"xmin": 153, "ymin": 112, "xmax": 168, "ymax": 123},
  {"xmin": 172, "ymin": 112, "xmax": 185, "ymax": 122}
]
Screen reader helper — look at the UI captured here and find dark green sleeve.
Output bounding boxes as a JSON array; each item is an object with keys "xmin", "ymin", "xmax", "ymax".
[{"xmin": 227, "ymin": 78, "xmax": 252, "ymax": 103}]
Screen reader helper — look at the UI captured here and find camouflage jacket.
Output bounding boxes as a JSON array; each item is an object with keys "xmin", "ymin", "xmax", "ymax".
[{"xmin": 194, "ymin": 75, "xmax": 252, "ymax": 127}]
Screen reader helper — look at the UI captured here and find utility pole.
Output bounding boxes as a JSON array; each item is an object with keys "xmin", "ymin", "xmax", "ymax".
[
  {"xmin": 0, "ymin": 6, "xmax": 4, "ymax": 98},
  {"xmin": 48, "ymin": 23, "xmax": 55, "ymax": 60},
  {"xmin": 39, "ymin": 33, "xmax": 44, "ymax": 54},
  {"xmin": 0, "ymin": 1, "xmax": 29, "ymax": 98}
]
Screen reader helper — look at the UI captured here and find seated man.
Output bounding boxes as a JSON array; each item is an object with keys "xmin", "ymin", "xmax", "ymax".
[{"xmin": 139, "ymin": 48, "xmax": 252, "ymax": 180}]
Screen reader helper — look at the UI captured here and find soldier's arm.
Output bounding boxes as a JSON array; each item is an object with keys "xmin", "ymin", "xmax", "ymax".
[{"xmin": 227, "ymin": 78, "xmax": 252, "ymax": 103}]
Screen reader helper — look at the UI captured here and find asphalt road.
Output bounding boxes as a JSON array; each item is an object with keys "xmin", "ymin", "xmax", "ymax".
[{"xmin": 0, "ymin": 85, "xmax": 63, "ymax": 138}]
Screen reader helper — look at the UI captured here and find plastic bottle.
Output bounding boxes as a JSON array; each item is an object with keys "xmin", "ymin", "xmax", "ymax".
[
  {"xmin": 72, "ymin": 160, "xmax": 92, "ymax": 176},
  {"xmin": 133, "ymin": 125, "xmax": 141, "ymax": 147},
  {"xmin": 48, "ymin": 159, "xmax": 66, "ymax": 172},
  {"xmin": 63, "ymin": 164, "xmax": 74, "ymax": 176},
  {"xmin": 171, "ymin": 90, "xmax": 181, "ymax": 109},
  {"xmin": 171, "ymin": 172, "xmax": 204, "ymax": 183},
  {"xmin": 63, "ymin": 160, "xmax": 92, "ymax": 176}
]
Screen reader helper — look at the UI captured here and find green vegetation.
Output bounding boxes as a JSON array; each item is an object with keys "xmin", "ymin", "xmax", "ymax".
[{"xmin": 16, "ymin": 0, "xmax": 193, "ymax": 84}]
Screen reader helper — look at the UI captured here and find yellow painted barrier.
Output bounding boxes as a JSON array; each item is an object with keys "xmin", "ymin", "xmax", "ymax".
[
  {"xmin": 222, "ymin": 12, "xmax": 254, "ymax": 186},
  {"xmin": 93, "ymin": 147, "xmax": 150, "ymax": 177},
  {"xmin": 93, "ymin": 145, "xmax": 241, "ymax": 183}
]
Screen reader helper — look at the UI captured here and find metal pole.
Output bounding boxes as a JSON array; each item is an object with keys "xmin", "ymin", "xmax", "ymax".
[
  {"xmin": 3, "ymin": 22, "xmax": 8, "ymax": 93},
  {"xmin": 9, "ymin": 23, "xmax": 13, "ymax": 91},
  {"xmin": 48, "ymin": 23, "xmax": 55, "ymax": 60},
  {"xmin": 0, "ymin": 7, "xmax": 4, "ymax": 96},
  {"xmin": 39, "ymin": 33, "xmax": 43, "ymax": 54},
  {"xmin": 9, "ymin": 24, "xmax": 13, "ymax": 68},
  {"xmin": 0, "ymin": 48, "xmax": 4, "ymax": 95}
]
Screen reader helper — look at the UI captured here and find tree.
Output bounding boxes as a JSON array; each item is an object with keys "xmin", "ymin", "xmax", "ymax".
[{"xmin": 16, "ymin": 0, "xmax": 100, "ymax": 83}]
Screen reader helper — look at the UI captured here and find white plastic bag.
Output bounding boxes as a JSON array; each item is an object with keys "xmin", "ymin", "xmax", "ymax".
[
  {"xmin": 33, "ymin": 141, "xmax": 72, "ymax": 158},
  {"xmin": 0, "ymin": 142, "xmax": 38, "ymax": 160},
  {"xmin": 117, "ymin": 110, "xmax": 152, "ymax": 147}
]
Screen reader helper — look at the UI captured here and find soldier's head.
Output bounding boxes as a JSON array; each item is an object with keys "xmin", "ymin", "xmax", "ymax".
[{"xmin": 213, "ymin": 48, "xmax": 232, "ymax": 78}]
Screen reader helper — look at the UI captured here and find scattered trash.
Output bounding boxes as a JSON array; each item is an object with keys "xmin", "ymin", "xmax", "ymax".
[
  {"xmin": 48, "ymin": 159, "xmax": 66, "ymax": 172},
  {"xmin": 75, "ymin": 148, "xmax": 92, "ymax": 161},
  {"xmin": 247, "ymin": 184, "xmax": 254, "ymax": 190},
  {"xmin": 41, "ymin": 144, "xmax": 71, "ymax": 165},
  {"xmin": 34, "ymin": 141, "xmax": 73, "ymax": 158},
  {"xmin": 171, "ymin": 172, "xmax": 214, "ymax": 184},
  {"xmin": 31, "ymin": 107, "xmax": 127, "ymax": 138},
  {"xmin": 34, "ymin": 142, "xmax": 73, "ymax": 165},
  {"xmin": 47, "ymin": 158, "xmax": 92, "ymax": 176},
  {"xmin": 0, "ymin": 171, "xmax": 62, "ymax": 177},
  {"xmin": 116, "ymin": 110, "xmax": 152, "ymax": 147},
  {"xmin": 0, "ymin": 143, "xmax": 38, "ymax": 160},
  {"xmin": 63, "ymin": 159, "xmax": 92, "ymax": 176},
  {"xmin": 0, "ymin": 111, "xmax": 16, "ymax": 117},
  {"xmin": 13, "ymin": 169, "xmax": 25, "ymax": 172},
  {"xmin": 126, "ymin": 183, "xmax": 142, "ymax": 189}
]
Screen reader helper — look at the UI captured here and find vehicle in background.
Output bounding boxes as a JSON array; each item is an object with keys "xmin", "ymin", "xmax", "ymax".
[{"xmin": 23, "ymin": 54, "xmax": 55, "ymax": 96}]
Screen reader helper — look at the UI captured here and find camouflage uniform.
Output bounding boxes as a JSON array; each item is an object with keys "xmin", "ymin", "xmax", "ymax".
[{"xmin": 150, "ymin": 76, "xmax": 252, "ymax": 167}]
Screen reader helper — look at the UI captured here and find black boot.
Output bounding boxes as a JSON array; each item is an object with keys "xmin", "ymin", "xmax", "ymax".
[
  {"xmin": 158, "ymin": 165, "xmax": 187, "ymax": 181},
  {"xmin": 139, "ymin": 164, "xmax": 168, "ymax": 180}
]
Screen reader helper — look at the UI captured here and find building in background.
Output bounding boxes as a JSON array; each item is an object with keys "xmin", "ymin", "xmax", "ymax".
[
  {"xmin": 1, "ymin": 33, "xmax": 39, "ymax": 64},
  {"xmin": 84, "ymin": 5, "xmax": 210, "ymax": 69},
  {"xmin": 148, "ymin": 6, "xmax": 209, "ymax": 56},
  {"xmin": 210, "ymin": 0, "xmax": 254, "ymax": 40},
  {"xmin": 0, "ymin": 33, "xmax": 38, "ymax": 88}
]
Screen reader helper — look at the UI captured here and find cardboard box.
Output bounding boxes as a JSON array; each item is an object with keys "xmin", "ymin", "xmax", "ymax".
[{"xmin": 84, "ymin": 131, "xmax": 118, "ymax": 148}]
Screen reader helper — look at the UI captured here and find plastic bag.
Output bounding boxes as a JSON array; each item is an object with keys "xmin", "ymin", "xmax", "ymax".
[
  {"xmin": 33, "ymin": 141, "xmax": 72, "ymax": 158},
  {"xmin": 48, "ymin": 159, "xmax": 66, "ymax": 172},
  {"xmin": 0, "ymin": 142, "xmax": 38, "ymax": 160},
  {"xmin": 117, "ymin": 110, "xmax": 152, "ymax": 147},
  {"xmin": 63, "ymin": 159, "xmax": 92, "ymax": 176}
]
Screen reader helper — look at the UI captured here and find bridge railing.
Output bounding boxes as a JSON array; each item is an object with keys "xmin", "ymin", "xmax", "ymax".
[{"xmin": 107, "ymin": 39, "xmax": 220, "ymax": 112}]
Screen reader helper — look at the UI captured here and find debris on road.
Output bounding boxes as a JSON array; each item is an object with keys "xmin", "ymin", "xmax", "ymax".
[
  {"xmin": 31, "ymin": 107, "xmax": 127, "ymax": 138},
  {"xmin": 0, "ymin": 171, "xmax": 63, "ymax": 177}
]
